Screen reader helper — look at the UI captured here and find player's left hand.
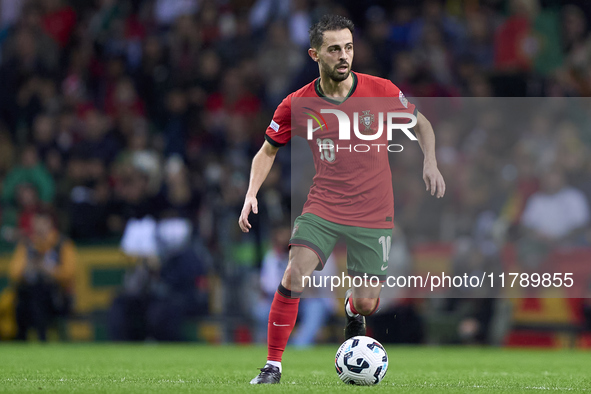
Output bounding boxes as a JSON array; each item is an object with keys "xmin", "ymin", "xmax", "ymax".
[{"xmin": 423, "ymin": 162, "xmax": 445, "ymax": 198}]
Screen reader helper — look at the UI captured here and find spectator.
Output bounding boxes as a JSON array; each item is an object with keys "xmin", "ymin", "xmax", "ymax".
[
  {"xmin": 389, "ymin": 4, "xmax": 414, "ymax": 49},
  {"xmin": 154, "ymin": 156, "xmax": 198, "ymax": 220},
  {"xmin": 462, "ymin": 11, "xmax": 494, "ymax": 70},
  {"xmin": 558, "ymin": 5, "xmax": 591, "ymax": 96},
  {"xmin": 115, "ymin": 118, "xmax": 162, "ymax": 193},
  {"xmin": 216, "ymin": 15, "xmax": 257, "ymax": 66},
  {"xmin": 109, "ymin": 165, "xmax": 156, "ymax": 234},
  {"xmin": 74, "ymin": 109, "xmax": 121, "ymax": 164},
  {"xmin": 408, "ymin": 0, "xmax": 466, "ymax": 51},
  {"xmin": 168, "ymin": 14, "xmax": 200, "ymax": 84},
  {"xmin": 66, "ymin": 157, "xmax": 111, "ymax": 241},
  {"xmin": 519, "ymin": 168, "xmax": 590, "ymax": 267},
  {"xmin": 0, "ymin": 24, "xmax": 57, "ymax": 130},
  {"xmin": 364, "ymin": 6, "xmax": 397, "ymax": 76},
  {"xmin": 0, "ymin": 124, "xmax": 15, "ymax": 177},
  {"xmin": 249, "ymin": 0, "xmax": 290, "ymax": 32},
  {"xmin": 517, "ymin": 113, "xmax": 557, "ymax": 171},
  {"xmin": 135, "ymin": 35, "xmax": 171, "ymax": 123},
  {"xmin": 40, "ymin": 0, "xmax": 76, "ymax": 49},
  {"xmin": 205, "ymin": 67, "xmax": 261, "ymax": 120},
  {"xmin": 413, "ymin": 23, "xmax": 454, "ymax": 86},
  {"xmin": 104, "ymin": 77, "xmax": 146, "ymax": 122},
  {"xmin": 2, "ymin": 145, "xmax": 54, "ymax": 205},
  {"xmin": 154, "ymin": 0, "xmax": 199, "ymax": 27},
  {"xmin": 32, "ymin": 113, "xmax": 57, "ymax": 163},
  {"xmin": 87, "ymin": 0, "xmax": 124, "ymax": 45},
  {"xmin": 162, "ymin": 89, "xmax": 190, "ymax": 159},
  {"xmin": 8, "ymin": 208, "xmax": 76, "ymax": 341},
  {"xmin": 0, "ymin": 0, "xmax": 24, "ymax": 29},
  {"xmin": 1, "ymin": 183, "xmax": 42, "ymax": 246},
  {"xmin": 15, "ymin": 183, "xmax": 43, "ymax": 239},
  {"xmin": 494, "ymin": 0, "xmax": 539, "ymax": 72},
  {"xmin": 192, "ymin": 49, "xmax": 221, "ymax": 98},
  {"xmin": 288, "ymin": 0, "xmax": 311, "ymax": 48},
  {"xmin": 17, "ymin": 78, "xmax": 60, "ymax": 130}
]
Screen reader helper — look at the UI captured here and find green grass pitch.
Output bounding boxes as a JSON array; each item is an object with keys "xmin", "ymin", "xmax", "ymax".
[{"xmin": 0, "ymin": 344, "xmax": 589, "ymax": 393}]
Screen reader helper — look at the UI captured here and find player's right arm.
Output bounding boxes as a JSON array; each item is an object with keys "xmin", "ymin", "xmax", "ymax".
[
  {"xmin": 239, "ymin": 95, "xmax": 292, "ymax": 232},
  {"xmin": 239, "ymin": 141, "xmax": 279, "ymax": 232}
]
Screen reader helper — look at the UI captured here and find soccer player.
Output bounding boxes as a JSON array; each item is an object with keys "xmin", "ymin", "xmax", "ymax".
[{"xmin": 238, "ymin": 15, "xmax": 445, "ymax": 384}]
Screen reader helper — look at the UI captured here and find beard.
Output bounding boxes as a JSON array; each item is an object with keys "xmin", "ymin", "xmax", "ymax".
[{"xmin": 320, "ymin": 59, "xmax": 350, "ymax": 82}]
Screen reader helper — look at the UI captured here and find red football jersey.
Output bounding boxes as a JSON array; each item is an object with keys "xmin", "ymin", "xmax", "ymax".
[{"xmin": 265, "ymin": 72, "xmax": 417, "ymax": 229}]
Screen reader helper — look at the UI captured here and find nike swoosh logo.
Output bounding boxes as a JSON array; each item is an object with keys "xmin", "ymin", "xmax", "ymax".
[
  {"xmin": 381, "ymin": 264, "xmax": 388, "ymax": 271},
  {"xmin": 273, "ymin": 322, "xmax": 290, "ymax": 327}
]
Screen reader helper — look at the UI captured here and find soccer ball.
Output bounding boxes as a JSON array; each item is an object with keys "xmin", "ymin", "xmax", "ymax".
[{"xmin": 334, "ymin": 336, "xmax": 388, "ymax": 385}]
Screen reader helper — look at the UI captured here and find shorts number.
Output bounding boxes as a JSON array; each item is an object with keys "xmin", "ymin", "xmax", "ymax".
[
  {"xmin": 379, "ymin": 236, "xmax": 391, "ymax": 263},
  {"xmin": 317, "ymin": 138, "xmax": 335, "ymax": 162}
]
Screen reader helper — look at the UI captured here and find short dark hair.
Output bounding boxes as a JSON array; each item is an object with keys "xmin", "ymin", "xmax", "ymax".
[{"xmin": 309, "ymin": 15, "xmax": 354, "ymax": 49}]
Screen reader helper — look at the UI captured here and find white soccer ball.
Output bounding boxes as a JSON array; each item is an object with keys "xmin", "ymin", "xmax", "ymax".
[{"xmin": 334, "ymin": 336, "xmax": 388, "ymax": 385}]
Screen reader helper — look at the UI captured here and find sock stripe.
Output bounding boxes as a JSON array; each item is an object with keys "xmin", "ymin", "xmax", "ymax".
[{"xmin": 277, "ymin": 283, "xmax": 302, "ymax": 299}]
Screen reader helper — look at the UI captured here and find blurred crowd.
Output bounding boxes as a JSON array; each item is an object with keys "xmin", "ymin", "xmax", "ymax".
[{"xmin": 1, "ymin": 0, "xmax": 591, "ymax": 342}]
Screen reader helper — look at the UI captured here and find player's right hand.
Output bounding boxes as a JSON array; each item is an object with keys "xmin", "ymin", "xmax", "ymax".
[{"xmin": 239, "ymin": 196, "xmax": 258, "ymax": 232}]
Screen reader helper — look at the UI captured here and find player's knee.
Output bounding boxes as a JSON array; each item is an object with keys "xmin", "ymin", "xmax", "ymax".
[
  {"xmin": 281, "ymin": 265, "xmax": 305, "ymax": 292},
  {"xmin": 353, "ymin": 298, "xmax": 378, "ymax": 315},
  {"xmin": 288, "ymin": 264, "xmax": 307, "ymax": 291},
  {"xmin": 281, "ymin": 247, "xmax": 319, "ymax": 292},
  {"xmin": 281, "ymin": 266, "xmax": 292, "ymax": 286}
]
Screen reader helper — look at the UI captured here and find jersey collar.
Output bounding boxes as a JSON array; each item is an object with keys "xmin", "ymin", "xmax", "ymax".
[{"xmin": 315, "ymin": 71, "xmax": 358, "ymax": 105}]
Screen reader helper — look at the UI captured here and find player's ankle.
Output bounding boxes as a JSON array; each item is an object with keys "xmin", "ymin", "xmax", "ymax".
[{"xmin": 266, "ymin": 360, "xmax": 282, "ymax": 372}]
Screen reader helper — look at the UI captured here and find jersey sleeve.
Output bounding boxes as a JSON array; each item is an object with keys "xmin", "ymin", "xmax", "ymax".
[
  {"xmin": 387, "ymin": 81, "xmax": 417, "ymax": 116},
  {"xmin": 265, "ymin": 96, "xmax": 292, "ymax": 147}
]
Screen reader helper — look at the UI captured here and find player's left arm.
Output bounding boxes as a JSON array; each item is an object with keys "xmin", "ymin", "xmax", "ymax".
[{"xmin": 414, "ymin": 111, "xmax": 445, "ymax": 198}]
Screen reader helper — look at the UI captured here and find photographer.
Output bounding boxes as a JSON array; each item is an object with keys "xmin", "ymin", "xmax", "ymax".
[
  {"xmin": 109, "ymin": 217, "xmax": 208, "ymax": 341},
  {"xmin": 9, "ymin": 208, "xmax": 76, "ymax": 341}
]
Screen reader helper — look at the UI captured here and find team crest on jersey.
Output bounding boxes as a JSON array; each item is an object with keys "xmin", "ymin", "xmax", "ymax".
[
  {"xmin": 399, "ymin": 91, "xmax": 408, "ymax": 108},
  {"xmin": 359, "ymin": 110, "xmax": 375, "ymax": 132}
]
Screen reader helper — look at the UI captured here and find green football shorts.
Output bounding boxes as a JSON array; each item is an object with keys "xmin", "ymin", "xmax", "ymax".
[{"xmin": 289, "ymin": 213, "xmax": 393, "ymax": 280}]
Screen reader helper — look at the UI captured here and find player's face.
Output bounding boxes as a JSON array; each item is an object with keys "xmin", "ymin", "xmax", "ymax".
[{"xmin": 317, "ymin": 29, "xmax": 354, "ymax": 82}]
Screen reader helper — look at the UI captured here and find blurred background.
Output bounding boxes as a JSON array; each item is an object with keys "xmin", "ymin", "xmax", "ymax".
[{"xmin": 0, "ymin": 0, "xmax": 591, "ymax": 348}]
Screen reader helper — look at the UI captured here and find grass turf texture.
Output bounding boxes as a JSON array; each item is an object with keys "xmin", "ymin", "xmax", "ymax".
[{"xmin": 0, "ymin": 344, "xmax": 589, "ymax": 393}]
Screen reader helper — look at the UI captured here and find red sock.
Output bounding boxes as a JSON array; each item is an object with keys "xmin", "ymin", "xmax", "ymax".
[{"xmin": 267, "ymin": 285, "xmax": 300, "ymax": 362}]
